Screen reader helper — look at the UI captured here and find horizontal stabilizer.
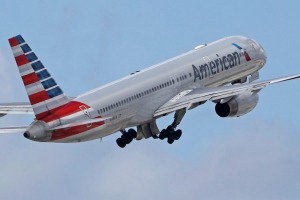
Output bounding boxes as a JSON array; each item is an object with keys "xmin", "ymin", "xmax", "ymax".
[
  {"xmin": 0, "ymin": 117, "xmax": 110, "ymax": 134},
  {"xmin": 0, "ymin": 126, "xmax": 28, "ymax": 134},
  {"xmin": 0, "ymin": 103, "xmax": 33, "ymax": 115}
]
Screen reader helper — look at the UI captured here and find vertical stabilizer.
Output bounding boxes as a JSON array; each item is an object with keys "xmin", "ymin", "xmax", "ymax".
[{"xmin": 8, "ymin": 35, "xmax": 70, "ymax": 120}]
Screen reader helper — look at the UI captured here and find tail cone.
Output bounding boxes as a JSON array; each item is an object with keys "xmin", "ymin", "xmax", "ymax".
[{"xmin": 23, "ymin": 131, "xmax": 30, "ymax": 139}]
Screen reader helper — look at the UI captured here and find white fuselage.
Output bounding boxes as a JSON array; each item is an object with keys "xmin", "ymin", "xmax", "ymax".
[{"xmin": 55, "ymin": 36, "xmax": 266, "ymax": 142}]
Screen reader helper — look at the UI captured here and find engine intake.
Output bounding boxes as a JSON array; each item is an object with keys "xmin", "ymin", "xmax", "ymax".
[{"xmin": 215, "ymin": 92, "xmax": 259, "ymax": 117}]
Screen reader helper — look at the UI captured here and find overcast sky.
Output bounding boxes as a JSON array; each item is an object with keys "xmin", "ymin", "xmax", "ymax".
[{"xmin": 1, "ymin": 0, "xmax": 300, "ymax": 199}]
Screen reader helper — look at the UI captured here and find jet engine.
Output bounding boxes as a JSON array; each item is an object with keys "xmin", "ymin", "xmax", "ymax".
[{"xmin": 215, "ymin": 92, "xmax": 259, "ymax": 117}]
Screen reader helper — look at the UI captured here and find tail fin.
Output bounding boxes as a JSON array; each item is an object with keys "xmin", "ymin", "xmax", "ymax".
[{"xmin": 8, "ymin": 35, "xmax": 70, "ymax": 120}]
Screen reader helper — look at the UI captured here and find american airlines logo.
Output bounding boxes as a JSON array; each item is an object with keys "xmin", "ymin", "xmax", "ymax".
[{"xmin": 193, "ymin": 43, "xmax": 251, "ymax": 82}]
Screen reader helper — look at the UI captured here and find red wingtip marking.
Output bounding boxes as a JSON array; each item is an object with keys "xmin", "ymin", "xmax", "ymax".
[
  {"xmin": 8, "ymin": 37, "xmax": 18, "ymax": 47},
  {"xmin": 15, "ymin": 54, "xmax": 29, "ymax": 66}
]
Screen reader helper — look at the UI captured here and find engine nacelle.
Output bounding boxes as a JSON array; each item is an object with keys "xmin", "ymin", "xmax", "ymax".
[{"xmin": 215, "ymin": 92, "xmax": 259, "ymax": 117}]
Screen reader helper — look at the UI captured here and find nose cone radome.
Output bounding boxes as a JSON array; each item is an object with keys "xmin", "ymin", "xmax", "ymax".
[
  {"xmin": 252, "ymin": 39, "xmax": 267, "ymax": 63},
  {"xmin": 259, "ymin": 43, "xmax": 267, "ymax": 62}
]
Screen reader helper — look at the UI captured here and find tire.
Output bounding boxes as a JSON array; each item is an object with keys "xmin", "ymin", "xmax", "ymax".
[
  {"xmin": 116, "ymin": 138, "xmax": 126, "ymax": 148},
  {"xmin": 159, "ymin": 129, "xmax": 167, "ymax": 140},
  {"xmin": 174, "ymin": 129, "xmax": 182, "ymax": 140},
  {"xmin": 167, "ymin": 136, "xmax": 175, "ymax": 144},
  {"xmin": 121, "ymin": 134, "xmax": 133, "ymax": 144},
  {"xmin": 166, "ymin": 125, "xmax": 173, "ymax": 133},
  {"xmin": 128, "ymin": 129, "xmax": 137, "ymax": 138}
]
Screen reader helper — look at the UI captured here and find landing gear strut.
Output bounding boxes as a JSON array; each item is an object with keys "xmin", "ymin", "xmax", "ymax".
[
  {"xmin": 159, "ymin": 108, "xmax": 186, "ymax": 144},
  {"xmin": 116, "ymin": 109, "xmax": 186, "ymax": 148},
  {"xmin": 116, "ymin": 128, "xmax": 137, "ymax": 148}
]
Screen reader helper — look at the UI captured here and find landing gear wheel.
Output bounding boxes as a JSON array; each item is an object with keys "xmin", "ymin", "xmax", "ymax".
[
  {"xmin": 167, "ymin": 135, "xmax": 175, "ymax": 144},
  {"xmin": 174, "ymin": 129, "xmax": 182, "ymax": 140},
  {"xmin": 121, "ymin": 134, "xmax": 133, "ymax": 144},
  {"xmin": 116, "ymin": 138, "xmax": 126, "ymax": 148},
  {"xmin": 159, "ymin": 129, "xmax": 168, "ymax": 140},
  {"xmin": 128, "ymin": 128, "xmax": 137, "ymax": 138},
  {"xmin": 166, "ymin": 125, "xmax": 173, "ymax": 133},
  {"xmin": 160, "ymin": 108, "xmax": 186, "ymax": 145}
]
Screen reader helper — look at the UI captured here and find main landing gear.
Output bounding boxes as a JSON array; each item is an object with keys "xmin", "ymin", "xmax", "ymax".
[
  {"xmin": 116, "ymin": 108, "xmax": 186, "ymax": 148},
  {"xmin": 159, "ymin": 108, "xmax": 186, "ymax": 144},
  {"xmin": 116, "ymin": 128, "xmax": 137, "ymax": 148},
  {"xmin": 159, "ymin": 125, "xmax": 182, "ymax": 144}
]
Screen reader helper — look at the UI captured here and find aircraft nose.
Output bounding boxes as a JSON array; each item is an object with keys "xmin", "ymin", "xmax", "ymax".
[
  {"xmin": 253, "ymin": 39, "xmax": 267, "ymax": 63},
  {"xmin": 259, "ymin": 42, "xmax": 266, "ymax": 57},
  {"xmin": 260, "ymin": 45, "xmax": 267, "ymax": 63},
  {"xmin": 249, "ymin": 39, "xmax": 267, "ymax": 62}
]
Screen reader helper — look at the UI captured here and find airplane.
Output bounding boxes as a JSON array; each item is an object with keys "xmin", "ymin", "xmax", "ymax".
[{"xmin": 0, "ymin": 34, "xmax": 299, "ymax": 148}]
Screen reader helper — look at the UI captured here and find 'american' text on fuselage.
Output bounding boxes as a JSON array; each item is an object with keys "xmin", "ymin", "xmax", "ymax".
[{"xmin": 192, "ymin": 51, "xmax": 242, "ymax": 82}]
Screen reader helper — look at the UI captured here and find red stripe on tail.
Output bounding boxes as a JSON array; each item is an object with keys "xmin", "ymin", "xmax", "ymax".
[
  {"xmin": 42, "ymin": 101, "xmax": 90, "ymax": 123},
  {"xmin": 22, "ymin": 72, "xmax": 40, "ymax": 86},
  {"xmin": 8, "ymin": 37, "xmax": 18, "ymax": 47},
  {"xmin": 29, "ymin": 91, "xmax": 50, "ymax": 105},
  {"xmin": 15, "ymin": 54, "xmax": 29, "ymax": 66},
  {"xmin": 35, "ymin": 105, "xmax": 65, "ymax": 120}
]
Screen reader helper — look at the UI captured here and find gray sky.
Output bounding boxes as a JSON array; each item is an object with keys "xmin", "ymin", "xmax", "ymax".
[{"xmin": 0, "ymin": 0, "xmax": 300, "ymax": 199}]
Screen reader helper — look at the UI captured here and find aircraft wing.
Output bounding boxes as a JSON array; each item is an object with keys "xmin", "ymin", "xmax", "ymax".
[
  {"xmin": 154, "ymin": 74, "xmax": 300, "ymax": 117},
  {"xmin": 0, "ymin": 103, "xmax": 33, "ymax": 116}
]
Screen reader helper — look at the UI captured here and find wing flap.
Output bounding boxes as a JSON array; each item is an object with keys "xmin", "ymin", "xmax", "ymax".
[{"xmin": 154, "ymin": 74, "xmax": 300, "ymax": 117}]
